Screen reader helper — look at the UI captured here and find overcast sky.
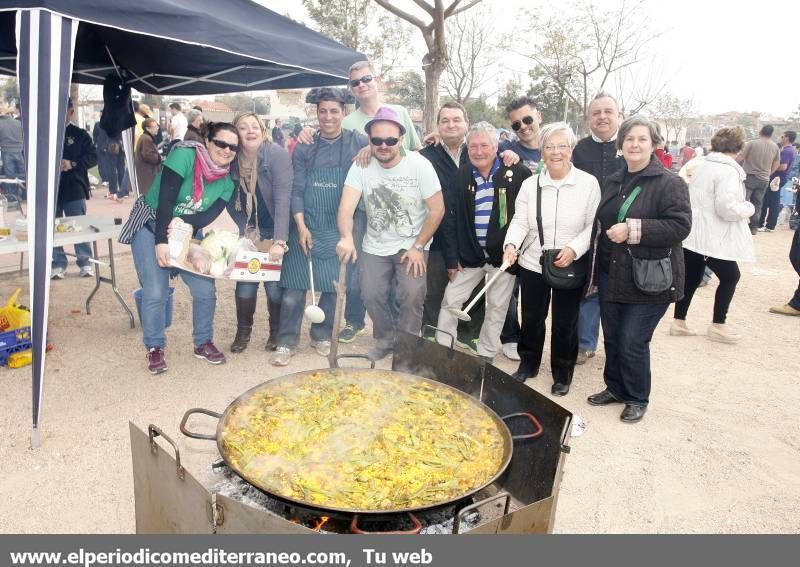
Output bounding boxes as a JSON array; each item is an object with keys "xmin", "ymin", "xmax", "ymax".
[{"xmin": 262, "ymin": 0, "xmax": 799, "ymax": 118}]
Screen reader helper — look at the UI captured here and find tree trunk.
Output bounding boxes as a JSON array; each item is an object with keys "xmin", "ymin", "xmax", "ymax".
[{"xmin": 423, "ymin": 58, "xmax": 443, "ymax": 135}]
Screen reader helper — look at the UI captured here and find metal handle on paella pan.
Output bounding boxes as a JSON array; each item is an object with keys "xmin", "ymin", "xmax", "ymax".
[
  {"xmin": 501, "ymin": 412, "xmax": 544, "ymax": 440},
  {"xmin": 453, "ymin": 491, "xmax": 511, "ymax": 534},
  {"xmin": 334, "ymin": 354, "xmax": 376, "ymax": 369},
  {"xmin": 148, "ymin": 424, "xmax": 185, "ymax": 481},
  {"xmin": 350, "ymin": 513, "xmax": 422, "ymax": 535},
  {"xmin": 421, "ymin": 324, "xmax": 455, "ymax": 350},
  {"xmin": 179, "ymin": 408, "xmax": 222, "ymax": 441}
]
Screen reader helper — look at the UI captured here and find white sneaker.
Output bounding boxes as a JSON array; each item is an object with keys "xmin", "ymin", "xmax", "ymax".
[
  {"xmin": 51, "ymin": 267, "xmax": 66, "ymax": 279},
  {"xmin": 312, "ymin": 340, "xmax": 331, "ymax": 357},
  {"xmin": 502, "ymin": 342, "xmax": 520, "ymax": 361},
  {"xmin": 271, "ymin": 346, "xmax": 292, "ymax": 366},
  {"xmin": 79, "ymin": 266, "xmax": 94, "ymax": 278},
  {"xmin": 757, "ymin": 227, "xmax": 773, "ymax": 233}
]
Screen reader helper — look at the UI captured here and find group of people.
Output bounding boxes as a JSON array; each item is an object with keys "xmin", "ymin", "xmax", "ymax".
[{"xmin": 117, "ymin": 58, "xmax": 798, "ymax": 425}]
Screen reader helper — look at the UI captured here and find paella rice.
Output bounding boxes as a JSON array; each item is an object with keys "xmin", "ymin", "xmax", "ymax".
[{"xmin": 219, "ymin": 370, "xmax": 506, "ymax": 511}]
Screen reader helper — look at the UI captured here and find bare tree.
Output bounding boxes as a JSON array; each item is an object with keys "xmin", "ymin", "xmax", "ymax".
[
  {"xmin": 651, "ymin": 93, "xmax": 696, "ymax": 144},
  {"xmin": 303, "ymin": 0, "xmax": 409, "ymax": 75},
  {"xmin": 613, "ymin": 58, "xmax": 667, "ymax": 116},
  {"xmin": 372, "ymin": 0, "xmax": 485, "ymax": 133},
  {"xmin": 519, "ymin": 0, "xmax": 661, "ymax": 118},
  {"xmin": 441, "ymin": 10, "xmax": 497, "ymax": 104}
]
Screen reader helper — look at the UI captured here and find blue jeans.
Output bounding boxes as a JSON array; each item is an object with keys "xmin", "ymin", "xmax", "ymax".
[
  {"xmin": 578, "ymin": 294, "xmax": 601, "ymax": 351},
  {"xmin": 52, "ymin": 199, "xmax": 92, "ymax": 269},
  {"xmin": 271, "ymin": 286, "xmax": 336, "ymax": 347},
  {"xmin": 131, "ymin": 223, "xmax": 216, "ymax": 349},
  {"xmin": 1, "ymin": 151, "xmax": 25, "ymax": 199},
  {"xmin": 598, "ymin": 270, "xmax": 669, "ymax": 406},
  {"xmin": 344, "ymin": 209, "xmax": 367, "ymax": 328},
  {"xmin": 108, "ymin": 153, "xmax": 126, "ymax": 196}
]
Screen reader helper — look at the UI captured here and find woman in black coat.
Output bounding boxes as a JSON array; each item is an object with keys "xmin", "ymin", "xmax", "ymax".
[{"xmin": 586, "ymin": 115, "xmax": 691, "ymax": 423}]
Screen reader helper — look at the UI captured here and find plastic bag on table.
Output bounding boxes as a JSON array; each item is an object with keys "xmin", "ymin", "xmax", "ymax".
[{"xmin": 186, "ymin": 243, "xmax": 212, "ymax": 274}]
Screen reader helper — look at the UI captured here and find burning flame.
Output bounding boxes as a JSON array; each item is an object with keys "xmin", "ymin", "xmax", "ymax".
[{"xmin": 313, "ymin": 516, "xmax": 330, "ymax": 531}]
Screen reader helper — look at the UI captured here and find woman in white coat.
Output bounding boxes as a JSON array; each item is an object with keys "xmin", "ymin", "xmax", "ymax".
[
  {"xmin": 502, "ymin": 122, "xmax": 600, "ymax": 394},
  {"xmin": 671, "ymin": 127, "xmax": 755, "ymax": 343}
]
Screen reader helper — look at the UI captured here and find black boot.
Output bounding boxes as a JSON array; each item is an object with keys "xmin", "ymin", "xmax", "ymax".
[
  {"xmin": 265, "ymin": 299, "xmax": 281, "ymax": 351},
  {"xmin": 512, "ymin": 360, "xmax": 539, "ymax": 383},
  {"xmin": 550, "ymin": 367, "xmax": 573, "ymax": 396},
  {"xmin": 230, "ymin": 296, "xmax": 256, "ymax": 353}
]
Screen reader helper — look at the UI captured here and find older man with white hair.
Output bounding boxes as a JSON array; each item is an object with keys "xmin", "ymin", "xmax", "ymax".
[{"xmin": 436, "ymin": 122, "xmax": 532, "ymax": 361}]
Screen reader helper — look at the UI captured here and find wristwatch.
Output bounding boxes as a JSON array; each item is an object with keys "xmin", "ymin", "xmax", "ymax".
[
  {"xmin": 273, "ymin": 240, "xmax": 288, "ymax": 252},
  {"xmin": 413, "ymin": 244, "xmax": 424, "ymax": 253}
]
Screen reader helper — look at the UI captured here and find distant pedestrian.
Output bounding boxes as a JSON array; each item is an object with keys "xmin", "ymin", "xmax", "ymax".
[
  {"xmin": 168, "ymin": 102, "xmax": 187, "ymax": 141},
  {"xmin": 671, "ymin": 127, "xmax": 755, "ymax": 344},
  {"xmin": 52, "ymin": 98, "xmax": 98, "ymax": 279},
  {"xmin": 271, "ymin": 118, "xmax": 285, "ymax": 148},
  {"xmin": 739, "ymin": 125, "xmax": 780, "ymax": 234},
  {"xmin": 758, "ymin": 130, "xmax": 796, "ymax": 232},
  {"xmin": 0, "ymin": 104, "xmax": 25, "ymax": 201}
]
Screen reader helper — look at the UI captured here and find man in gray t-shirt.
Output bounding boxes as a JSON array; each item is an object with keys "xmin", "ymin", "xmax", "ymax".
[
  {"xmin": 739, "ymin": 125, "xmax": 780, "ymax": 233},
  {"xmin": 337, "ymin": 107, "xmax": 444, "ymax": 361}
]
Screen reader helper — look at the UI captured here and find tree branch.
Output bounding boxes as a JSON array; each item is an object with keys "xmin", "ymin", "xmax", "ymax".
[
  {"xmin": 447, "ymin": 0, "xmax": 483, "ymax": 17},
  {"xmin": 373, "ymin": 0, "xmax": 428, "ymax": 30},
  {"xmin": 411, "ymin": 0, "xmax": 435, "ymax": 16}
]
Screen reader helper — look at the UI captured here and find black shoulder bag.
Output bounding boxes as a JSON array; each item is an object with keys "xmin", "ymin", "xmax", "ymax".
[
  {"xmin": 619, "ymin": 186, "xmax": 673, "ymax": 295},
  {"xmin": 536, "ymin": 176, "xmax": 588, "ymax": 290}
]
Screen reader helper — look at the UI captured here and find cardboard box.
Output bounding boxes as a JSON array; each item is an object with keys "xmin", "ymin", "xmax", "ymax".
[
  {"xmin": 228, "ymin": 250, "xmax": 282, "ymax": 282},
  {"xmin": 168, "ymin": 232, "xmax": 282, "ymax": 282}
]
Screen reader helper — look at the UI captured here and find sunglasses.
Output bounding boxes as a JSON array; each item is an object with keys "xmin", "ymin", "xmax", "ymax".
[
  {"xmin": 211, "ymin": 139, "xmax": 239, "ymax": 153},
  {"xmin": 511, "ymin": 116, "xmax": 535, "ymax": 132},
  {"xmin": 370, "ymin": 136, "xmax": 400, "ymax": 147},
  {"xmin": 349, "ymin": 74, "xmax": 374, "ymax": 88}
]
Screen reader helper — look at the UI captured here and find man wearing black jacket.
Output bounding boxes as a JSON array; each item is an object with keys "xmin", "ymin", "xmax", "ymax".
[
  {"xmin": 419, "ymin": 102, "xmax": 484, "ymax": 349},
  {"xmin": 571, "ymin": 92, "xmax": 625, "ymax": 363},
  {"xmin": 52, "ymin": 98, "xmax": 98, "ymax": 279},
  {"xmin": 436, "ymin": 122, "xmax": 531, "ymax": 361}
]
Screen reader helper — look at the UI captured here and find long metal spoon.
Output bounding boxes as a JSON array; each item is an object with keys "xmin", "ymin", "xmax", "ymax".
[
  {"xmin": 447, "ymin": 261, "xmax": 511, "ymax": 322},
  {"xmin": 304, "ymin": 258, "xmax": 326, "ymax": 324}
]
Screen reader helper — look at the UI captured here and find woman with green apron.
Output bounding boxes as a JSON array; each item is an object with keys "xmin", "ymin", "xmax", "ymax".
[{"xmin": 271, "ymin": 88, "xmax": 368, "ymax": 366}]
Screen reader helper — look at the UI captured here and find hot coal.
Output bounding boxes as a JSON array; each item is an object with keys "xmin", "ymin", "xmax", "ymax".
[{"xmin": 209, "ymin": 463, "xmax": 505, "ymax": 534}]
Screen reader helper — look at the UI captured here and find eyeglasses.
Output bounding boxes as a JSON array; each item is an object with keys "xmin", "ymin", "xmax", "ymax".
[
  {"xmin": 370, "ymin": 136, "xmax": 400, "ymax": 147},
  {"xmin": 211, "ymin": 139, "xmax": 239, "ymax": 153},
  {"xmin": 511, "ymin": 116, "xmax": 535, "ymax": 131},
  {"xmin": 543, "ymin": 143, "xmax": 571, "ymax": 152},
  {"xmin": 349, "ymin": 75, "xmax": 374, "ymax": 88}
]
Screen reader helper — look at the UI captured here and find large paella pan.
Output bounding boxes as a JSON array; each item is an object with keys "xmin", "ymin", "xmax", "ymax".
[{"xmin": 181, "ymin": 367, "xmax": 541, "ymax": 515}]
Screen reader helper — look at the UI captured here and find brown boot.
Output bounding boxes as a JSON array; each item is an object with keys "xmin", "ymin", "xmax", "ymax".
[{"xmin": 265, "ymin": 299, "xmax": 281, "ymax": 351}]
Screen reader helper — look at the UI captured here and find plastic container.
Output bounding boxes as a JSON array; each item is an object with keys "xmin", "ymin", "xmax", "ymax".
[
  {"xmin": 0, "ymin": 326, "xmax": 31, "ymax": 366},
  {"xmin": 133, "ymin": 287, "xmax": 175, "ymax": 328},
  {"xmin": 0, "ymin": 289, "xmax": 31, "ymax": 332},
  {"xmin": 7, "ymin": 349, "xmax": 32, "ymax": 368}
]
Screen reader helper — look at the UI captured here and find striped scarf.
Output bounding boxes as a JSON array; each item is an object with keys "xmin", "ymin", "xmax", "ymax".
[{"xmin": 472, "ymin": 158, "xmax": 500, "ymax": 248}]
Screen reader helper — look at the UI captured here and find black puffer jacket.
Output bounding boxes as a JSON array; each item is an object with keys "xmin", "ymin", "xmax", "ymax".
[
  {"xmin": 442, "ymin": 161, "xmax": 532, "ymax": 270},
  {"xmin": 588, "ymin": 155, "xmax": 691, "ymax": 304}
]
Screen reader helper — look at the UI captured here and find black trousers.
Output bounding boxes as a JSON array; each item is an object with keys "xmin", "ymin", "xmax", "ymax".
[
  {"xmin": 759, "ymin": 186, "xmax": 782, "ymax": 230},
  {"xmin": 518, "ymin": 266, "xmax": 583, "ymax": 384},
  {"xmin": 674, "ymin": 249, "xmax": 741, "ymax": 324},
  {"xmin": 790, "ymin": 228, "xmax": 800, "ymax": 309}
]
